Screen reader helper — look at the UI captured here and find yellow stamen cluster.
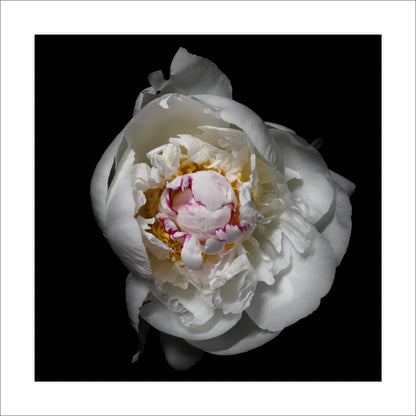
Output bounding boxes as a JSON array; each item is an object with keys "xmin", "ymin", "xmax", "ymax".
[
  {"xmin": 151, "ymin": 219, "xmax": 182, "ymax": 260},
  {"xmin": 135, "ymin": 188, "xmax": 162, "ymax": 219}
]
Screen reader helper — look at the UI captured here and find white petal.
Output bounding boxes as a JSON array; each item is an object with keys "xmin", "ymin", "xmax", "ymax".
[
  {"xmin": 126, "ymin": 95, "xmax": 228, "ymax": 165},
  {"xmin": 265, "ymin": 121, "xmax": 296, "ymax": 134},
  {"xmin": 160, "ymin": 333, "xmax": 204, "ymax": 371},
  {"xmin": 137, "ymin": 218, "xmax": 171, "ymax": 261},
  {"xmin": 244, "ymin": 237, "xmax": 275, "ymax": 285},
  {"xmin": 187, "ymin": 313, "xmax": 281, "ymax": 356},
  {"xmin": 125, "ymin": 273, "xmax": 151, "ymax": 363},
  {"xmin": 219, "ymin": 264, "xmax": 256, "ymax": 315},
  {"xmin": 131, "ymin": 319, "xmax": 150, "ymax": 363},
  {"xmin": 284, "ymin": 166, "xmax": 302, "ymax": 183},
  {"xmin": 215, "ymin": 224, "xmax": 245, "ymax": 244},
  {"xmin": 193, "ymin": 95, "xmax": 281, "ymax": 169},
  {"xmin": 130, "ymin": 162, "xmax": 163, "ymax": 192},
  {"xmin": 125, "ymin": 273, "xmax": 150, "ymax": 331},
  {"xmin": 146, "ymin": 142, "xmax": 180, "ymax": 179},
  {"xmin": 169, "ymin": 47, "xmax": 232, "ymax": 98},
  {"xmin": 268, "ymin": 208, "xmax": 313, "ymax": 254},
  {"xmin": 320, "ymin": 183, "xmax": 353, "ymax": 265},
  {"xmin": 134, "ymin": 86, "xmax": 157, "ymax": 115},
  {"xmin": 251, "ymin": 232, "xmax": 292, "ymax": 281},
  {"xmin": 148, "ymin": 70, "xmax": 165, "ymax": 90},
  {"xmin": 203, "ymin": 238, "xmax": 225, "ymax": 255},
  {"xmin": 147, "ymin": 253, "xmax": 188, "ymax": 288},
  {"xmin": 134, "ymin": 47, "xmax": 232, "ymax": 113},
  {"xmin": 90, "ymin": 129, "xmax": 124, "ymax": 230},
  {"xmin": 246, "ymin": 232, "xmax": 336, "ymax": 332},
  {"xmin": 239, "ymin": 200, "xmax": 264, "ymax": 229},
  {"xmin": 162, "ymin": 283, "xmax": 215, "ymax": 326},
  {"xmin": 330, "ymin": 170, "xmax": 355, "ymax": 196},
  {"xmin": 181, "ymin": 235, "xmax": 204, "ymax": 270},
  {"xmin": 104, "ymin": 150, "xmax": 153, "ymax": 278},
  {"xmin": 208, "ymin": 249, "xmax": 252, "ymax": 290},
  {"xmin": 140, "ymin": 296, "xmax": 241, "ymax": 341},
  {"xmin": 268, "ymin": 127, "xmax": 335, "ymax": 224}
]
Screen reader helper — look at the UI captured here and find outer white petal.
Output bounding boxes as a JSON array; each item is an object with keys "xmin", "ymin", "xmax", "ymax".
[
  {"xmin": 104, "ymin": 149, "xmax": 153, "ymax": 279},
  {"xmin": 160, "ymin": 333, "xmax": 204, "ymax": 371},
  {"xmin": 187, "ymin": 313, "xmax": 281, "ymax": 355},
  {"xmin": 126, "ymin": 95, "xmax": 228, "ymax": 165},
  {"xmin": 330, "ymin": 169, "xmax": 355, "ymax": 196},
  {"xmin": 126, "ymin": 273, "xmax": 151, "ymax": 363},
  {"xmin": 90, "ymin": 129, "xmax": 124, "ymax": 229},
  {"xmin": 169, "ymin": 48, "xmax": 232, "ymax": 98},
  {"xmin": 320, "ymin": 183, "xmax": 353, "ymax": 265},
  {"xmin": 246, "ymin": 233, "xmax": 336, "ymax": 332},
  {"xmin": 125, "ymin": 273, "xmax": 150, "ymax": 331},
  {"xmin": 134, "ymin": 47, "xmax": 232, "ymax": 113},
  {"xmin": 131, "ymin": 319, "xmax": 150, "ymax": 363},
  {"xmin": 268, "ymin": 126, "xmax": 335, "ymax": 224},
  {"xmin": 140, "ymin": 296, "xmax": 241, "ymax": 341},
  {"xmin": 193, "ymin": 95, "xmax": 281, "ymax": 170}
]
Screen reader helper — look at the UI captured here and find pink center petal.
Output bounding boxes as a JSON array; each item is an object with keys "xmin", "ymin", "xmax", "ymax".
[
  {"xmin": 190, "ymin": 171, "xmax": 236, "ymax": 210},
  {"xmin": 156, "ymin": 170, "xmax": 246, "ymax": 269}
]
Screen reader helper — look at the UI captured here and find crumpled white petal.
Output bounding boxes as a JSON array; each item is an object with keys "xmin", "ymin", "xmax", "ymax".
[
  {"xmin": 160, "ymin": 332, "xmax": 204, "ymax": 371},
  {"xmin": 140, "ymin": 295, "xmax": 241, "ymax": 341},
  {"xmin": 246, "ymin": 232, "xmax": 336, "ymax": 332}
]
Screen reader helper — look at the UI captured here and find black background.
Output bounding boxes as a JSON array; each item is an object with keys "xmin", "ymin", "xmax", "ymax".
[{"xmin": 35, "ymin": 35, "xmax": 381, "ymax": 381}]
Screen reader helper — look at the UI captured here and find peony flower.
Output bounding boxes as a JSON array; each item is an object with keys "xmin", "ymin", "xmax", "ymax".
[{"xmin": 91, "ymin": 47, "xmax": 354, "ymax": 371}]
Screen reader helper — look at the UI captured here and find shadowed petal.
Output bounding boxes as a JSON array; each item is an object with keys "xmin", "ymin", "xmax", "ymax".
[
  {"xmin": 126, "ymin": 273, "xmax": 150, "ymax": 331},
  {"xmin": 160, "ymin": 332, "xmax": 204, "ymax": 370},
  {"xmin": 187, "ymin": 313, "xmax": 281, "ymax": 355},
  {"xmin": 126, "ymin": 273, "xmax": 151, "ymax": 363}
]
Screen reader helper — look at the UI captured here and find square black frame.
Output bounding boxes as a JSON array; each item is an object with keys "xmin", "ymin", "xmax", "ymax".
[{"xmin": 35, "ymin": 34, "xmax": 381, "ymax": 381}]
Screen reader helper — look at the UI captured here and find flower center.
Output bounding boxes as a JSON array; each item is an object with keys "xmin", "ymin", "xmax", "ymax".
[
  {"xmin": 164, "ymin": 171, "xmax": 235, "ymax": 239},
  {"xmin": 139, "ymin": 168, "xmax": 248, "ymax": 270}
]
